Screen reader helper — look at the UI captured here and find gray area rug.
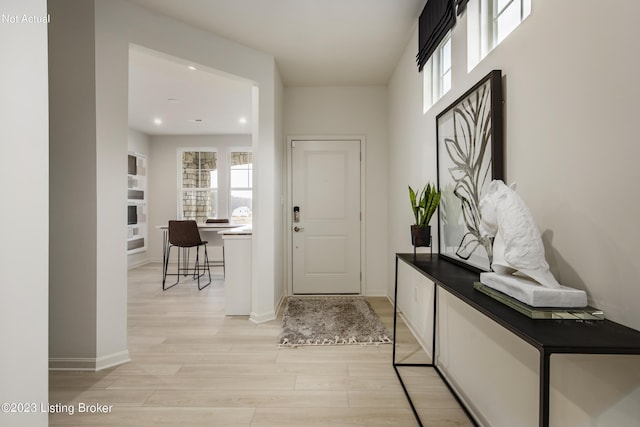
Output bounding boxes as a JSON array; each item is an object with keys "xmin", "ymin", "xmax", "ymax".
[{"xmin": 278, "ymin": 296, "xmax": 392, "ymax": 348}]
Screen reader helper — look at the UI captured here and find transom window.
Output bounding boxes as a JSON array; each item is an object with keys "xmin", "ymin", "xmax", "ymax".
[
  {"xmin": 423, "ymin": 32, "xmax": 452, "ymax": 113},
  {"xmin": 468, "ymin": 0, "xmax": 531, "ymax": 71},
  {"xmin": 492, "ymin": 0, "xmax": 528, "ymax": 46}
]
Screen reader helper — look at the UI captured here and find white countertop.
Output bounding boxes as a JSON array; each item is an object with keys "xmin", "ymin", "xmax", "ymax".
[
  {"xmin": 156, "ymin": 223, "xmax": 242, "ymax": 230},
  {"xmin": 218, "ymin": 225, "xmax": 252, "ymax": 236}
]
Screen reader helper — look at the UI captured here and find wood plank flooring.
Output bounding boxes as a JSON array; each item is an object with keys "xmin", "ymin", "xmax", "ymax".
[{"xmin": 49, "ymin": 263, "xmax": 472, "ymax": 426}]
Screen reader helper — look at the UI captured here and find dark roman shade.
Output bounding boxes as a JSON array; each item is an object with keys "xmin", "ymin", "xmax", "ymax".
[
  {"xmin": 416, "ymin": 0, "xmax": 456, "ymax": 72},
  {"xmin": 456, "ymin": 0, "xmax": 469, "ymax": 15}
]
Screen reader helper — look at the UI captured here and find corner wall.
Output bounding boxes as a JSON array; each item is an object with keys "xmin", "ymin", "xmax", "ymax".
[
  {"xmin": 49, "ymin": 0, "xmax": 101, "ymax": 368},
  {"xmin": 0, "ymin": 0, "xmax": 49, "ymax": 425},
  {"xmin": 388, "ymin": 1, "xmax": 640, "ymax": 425}
]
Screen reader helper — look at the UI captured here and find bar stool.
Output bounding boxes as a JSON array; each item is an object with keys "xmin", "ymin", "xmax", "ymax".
[
  {"xmin": 205, "ymin": 218, "xmax": 228, "ymax": 277},
  {"xmin": 162, "ymin": 220, "xmax": 211, "ymax": 290}
]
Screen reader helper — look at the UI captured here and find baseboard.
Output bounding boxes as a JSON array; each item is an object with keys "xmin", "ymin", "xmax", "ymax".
[
  {"xmin": 274, "ymin": 294, "xmax": 285, "ymax": 317},
  {"xmin": 49, "ymin": 358, "xmax": 97, "ymax": 371},
  {"xmin": 127, "ymin": 259, "xmax": 152, "ymax": 270},
  {"xmin": 49, "ymin": 350, "xmax": 130, "ymax": 372},
  {"xmin": 365, "ymin": 290, "xmax": 388, "ymax": 297},
  {"xmin": 248, "ymin": 293, "xmax": 285, "ymax": 324},
  {"xmin": 250, "ymin": 310, "xmax": 276, "ymax": 324},
  {"xmin": 95, "ymin": 350, "xmax": 130, "ymax": 371}
]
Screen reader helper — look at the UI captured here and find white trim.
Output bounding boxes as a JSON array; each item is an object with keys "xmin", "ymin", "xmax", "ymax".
[
  {"xmin": 127, "ymin": 258, "xmax": 152, "ymax": 270},
  {"xmin": 49, "ymin": 350, "xmax": 130, "ymax": 371},
  {"xmin": 49, "ymin": 358, "xmax": 96, "ymax": 371},
  {"xmin": 96, "ymin": 350, "xmax": 131, "ymax": 371},
  {"xmin": 249, "ymin": 310, "xmax": 277, "ymax": 324},
  {"xmin": 366, "ymin": 290, "xmax": 388, "ymax": 297},
  {"xmin": 285, "ymin": 135, "xmax": 367, "ymax": 297},
  {"xmin": 228, "ymin": 148, "xmax": 253, "ymax": 223},
  {"xmin": 248, "ymin": 293, "xmax": 285, "ymax": 324}
]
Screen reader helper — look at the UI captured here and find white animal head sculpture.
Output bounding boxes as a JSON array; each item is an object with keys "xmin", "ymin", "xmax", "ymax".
[{"xmin": 479, "ymin": 180, "xmax": 560, "ymax": 289}]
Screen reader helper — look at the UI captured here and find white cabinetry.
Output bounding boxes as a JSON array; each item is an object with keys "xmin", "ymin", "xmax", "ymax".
[
  {"xmin": 396, "ymin": 259, "xmax": 435, "ymax": 356},
  {"xmin": 221, "ymin": 231, "xmax": 252, "ymax": 315}
]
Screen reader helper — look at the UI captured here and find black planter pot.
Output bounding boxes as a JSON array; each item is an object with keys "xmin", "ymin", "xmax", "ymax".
[{"xmin": 411, "ymin": 225, "xmax": 431, "ymax": 247}]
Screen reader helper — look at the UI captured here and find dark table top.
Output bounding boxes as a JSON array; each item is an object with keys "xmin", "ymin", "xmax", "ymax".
[{"xmin": 397, "ymin": 253, "xmax": 640, "ymax": 354}]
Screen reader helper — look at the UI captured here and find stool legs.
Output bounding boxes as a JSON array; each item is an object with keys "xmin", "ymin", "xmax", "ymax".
[{"xmin": 162, "ymin": 244, "xmax": 211, "ymax": 291}]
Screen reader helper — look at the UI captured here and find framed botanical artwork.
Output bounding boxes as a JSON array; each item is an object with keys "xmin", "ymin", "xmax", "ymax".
[{"xmin": 436, "ymin": 70, "xmax": 504, "ymax": 272}]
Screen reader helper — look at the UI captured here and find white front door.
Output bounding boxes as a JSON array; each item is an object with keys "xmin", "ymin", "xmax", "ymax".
[{"xmin": 291, "ymin": 139, "xmax": 361, "ymax": 294}]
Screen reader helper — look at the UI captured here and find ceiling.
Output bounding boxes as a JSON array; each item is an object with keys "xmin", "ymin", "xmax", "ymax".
[
  {"xmin": 129, "ymin": 46, "xmax": 253, "ymax": 135},
  {"xmin": 127, "ymin": 0, "xmax": 424, "ymax": 135}
]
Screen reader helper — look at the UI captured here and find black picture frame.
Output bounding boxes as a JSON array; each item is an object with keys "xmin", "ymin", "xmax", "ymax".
[{"xmin": 436, "ymin": 69, "xmax": 504, "ymax": 272}]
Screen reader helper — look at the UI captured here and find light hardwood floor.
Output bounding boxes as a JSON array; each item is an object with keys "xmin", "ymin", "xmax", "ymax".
[{"xmin": 49, "ymin": 263, "xmax": 472, "ymax": 426}]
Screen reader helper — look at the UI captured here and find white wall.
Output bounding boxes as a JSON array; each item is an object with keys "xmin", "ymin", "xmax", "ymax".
[
  {"xmin": 147, "ymin": 134, "xmax": 251, "ymax": 263},
  {"xmin": 0, "ymin": 1, "xmax": 49, "ymax": 425},
  {"xmin": 388, "ymin": 1, "xmax": 640, "ymax": 425},
  {"xmin": 284, "ymin": 86, "xmax": 389, "ymax": 296},
  {"xmin": 48, "ymin": 0, "xmax": 101, "ymax": 368},
  {"xmin": 388, "ymin": 32, "xmax": 433, "ymax": 276},
  {"xmin": 128, "ymin": 128, "xmax": 150, "ymax": 155}
]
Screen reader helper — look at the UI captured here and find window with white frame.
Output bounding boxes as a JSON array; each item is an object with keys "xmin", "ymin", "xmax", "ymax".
[
  {"xmin": 423, "ymin": 32, "xmax": 452, "ymax": 113},
  {"xmin": 468, "ymin": 0, "xmax": 531, "ymax": 71},
  {"xmin": 229, "ymin": 151, "xmax": 252, "ymax": 224},
  {"xmin": 492, "ymin": 0, "xmax": 529, "ymax": 45},
  {"xmin": 177, "ymin": 148, "xmax": 253, "ymax": 223},
  {"xmin": 179, "ymin": 150, "xmax": 218, "ymax": 222}
]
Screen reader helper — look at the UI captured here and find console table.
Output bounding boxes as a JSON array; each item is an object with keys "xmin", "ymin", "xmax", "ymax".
[{"xmin": 392, "ymin": 253, "xmax": 640, "ymax": 427}]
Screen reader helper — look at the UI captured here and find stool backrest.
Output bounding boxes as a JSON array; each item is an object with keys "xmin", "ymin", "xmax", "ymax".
[{"xmin": 168, "ymin": 220, "xmax": 202, "ymax": 247}]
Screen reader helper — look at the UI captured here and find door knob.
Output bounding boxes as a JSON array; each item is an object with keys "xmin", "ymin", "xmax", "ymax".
[{"xmin": 294, "ymin": 226, "xmax": 304, "ymax": 232}]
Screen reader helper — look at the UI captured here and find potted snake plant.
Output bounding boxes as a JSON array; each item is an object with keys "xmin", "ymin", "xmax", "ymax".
[{"xmin": 409, "ymin": 182, "xmax": 441, "ymax": 247}]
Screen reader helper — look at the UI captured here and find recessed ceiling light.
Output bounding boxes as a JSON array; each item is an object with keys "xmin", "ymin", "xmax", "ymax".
[
  {"xmin": 153, "ymin": 118, "xmax": 163, "ymax": 125},
  {"xmin": 238, "ymin": 117, "xmax": 247, "ymax": 124},
  {"xmin": 187, "ymin": 65, "xmax": 197, "ymax": 70}
]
